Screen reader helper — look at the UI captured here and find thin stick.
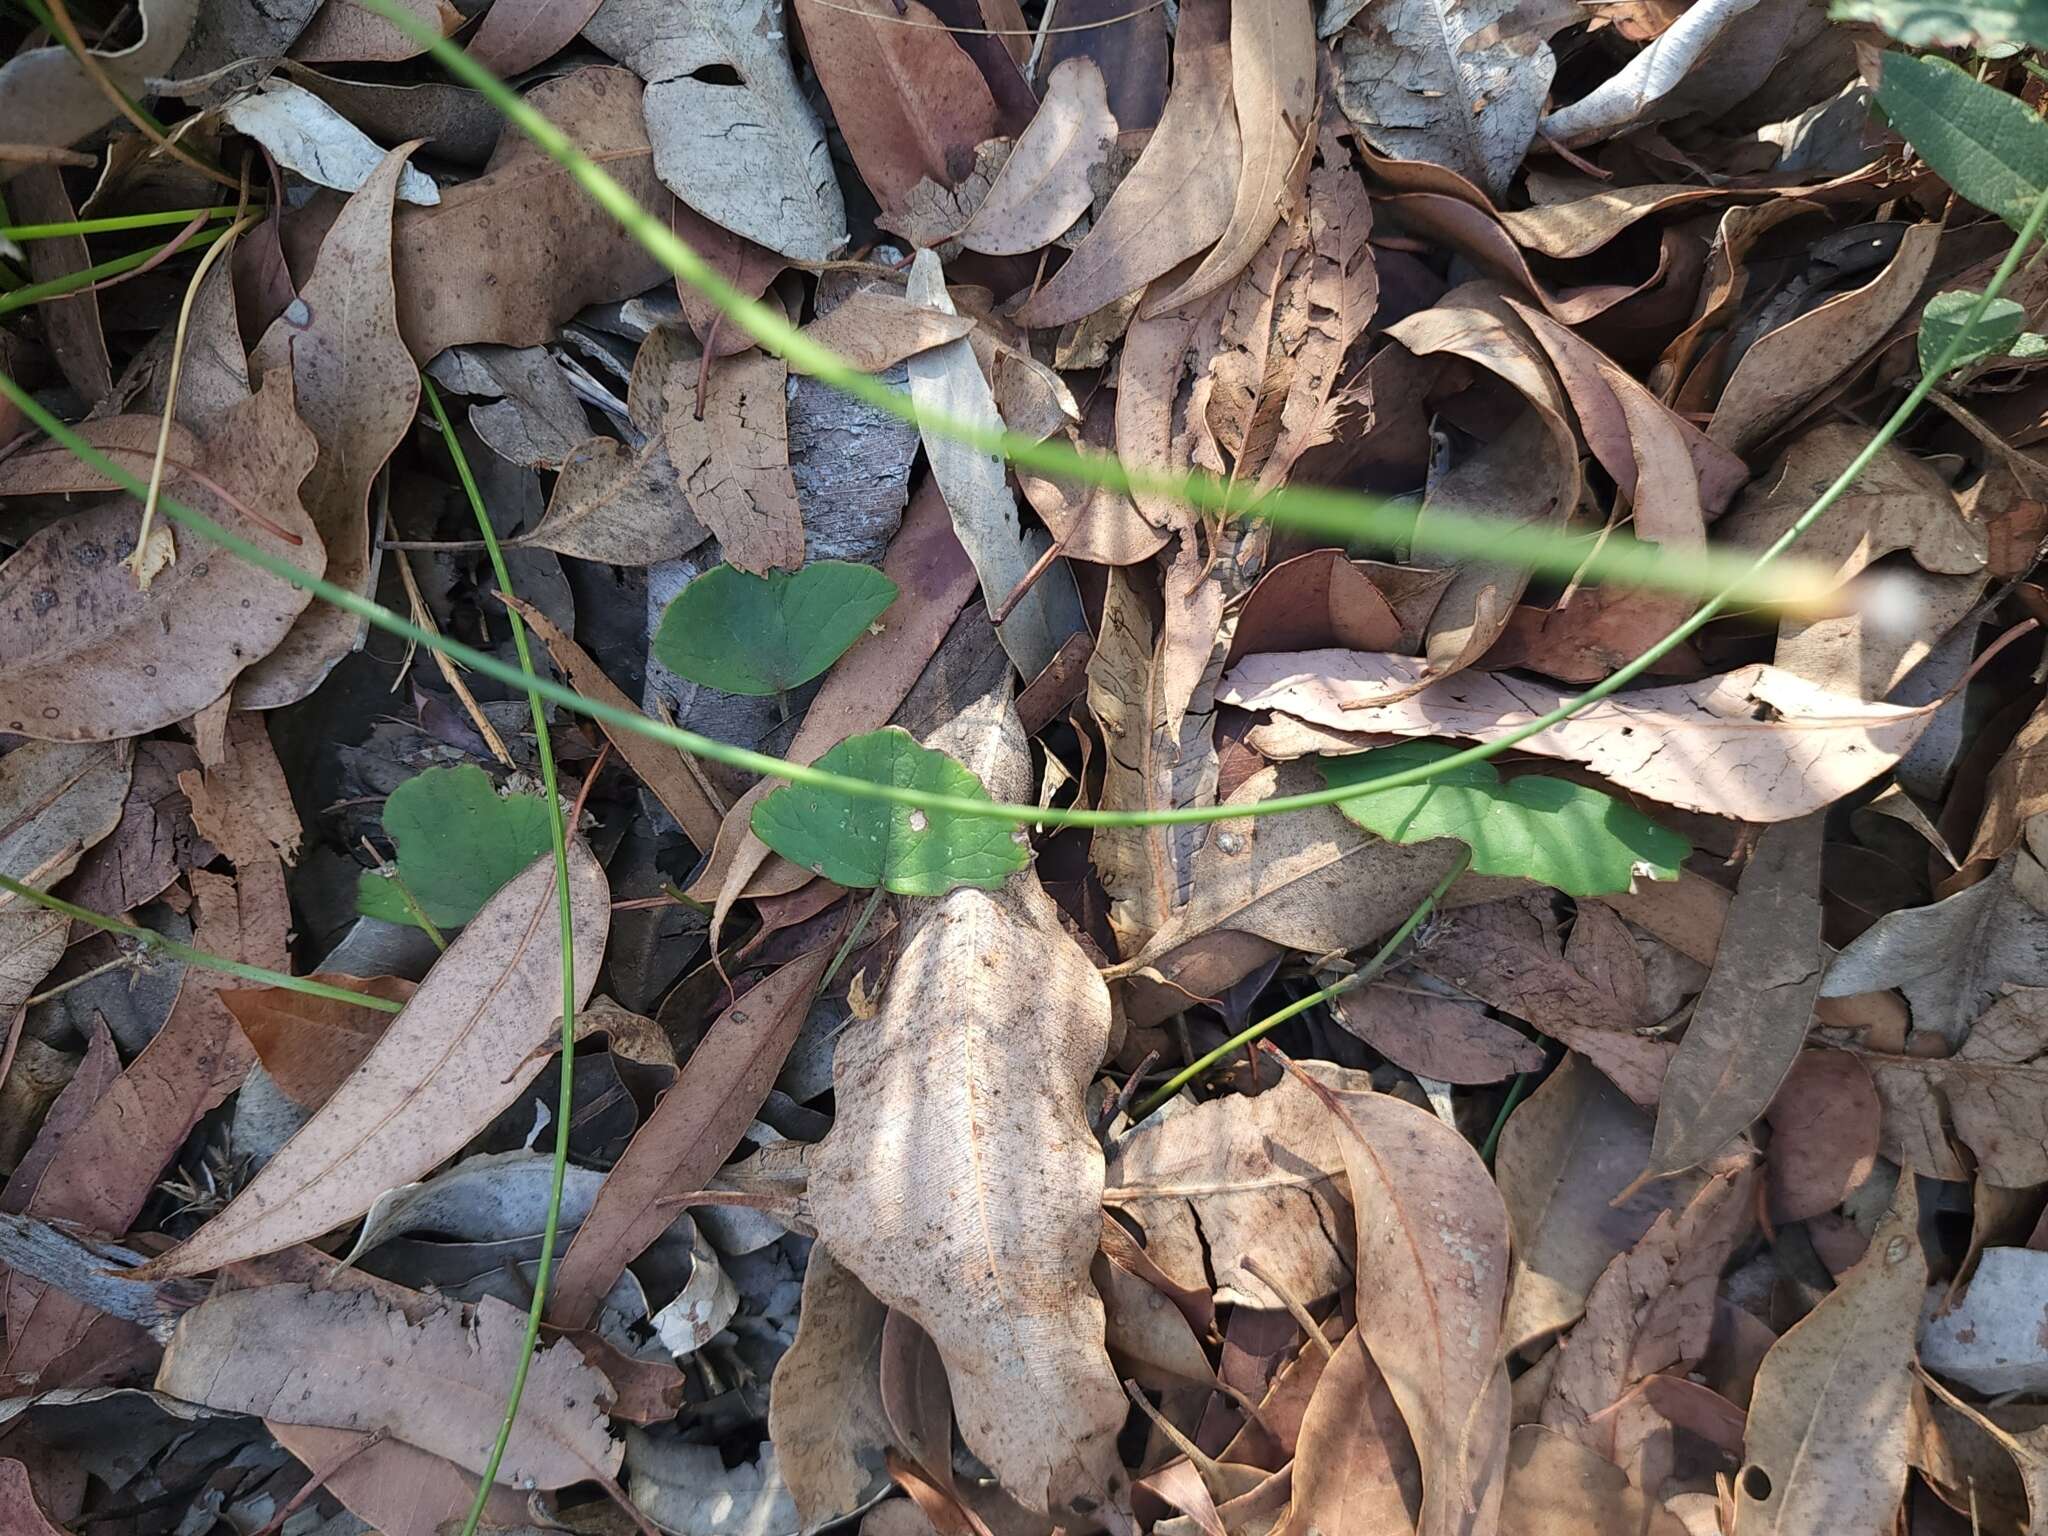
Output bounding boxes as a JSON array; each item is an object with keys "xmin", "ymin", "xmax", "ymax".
[
  {"xmin": 388, "ymin": 519, "xmax": 516, "ymax": 767},
  {"xmin": 24, "ymin": 949, "xmax": 140, "ymax": 1007}
]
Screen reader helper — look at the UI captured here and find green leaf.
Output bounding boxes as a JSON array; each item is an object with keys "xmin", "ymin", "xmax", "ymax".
[
  {"xmin": 750, "ymin": 728, "xmax": 1029, "ymax": 896},
  {"xmin": 357, "ymin": 764, "xmax": 555, "ymax": 928},
  {"xmin": 1920, "ymin": 289, "xmax": 2048, "ymax": 374},
  {"xmin": 651, "ymin": 560, "xmax": 899, "ymax": 697},
  {"xmin": 1877, "ymin": 53, "xmax": 2048, "ymax": 230},
  {"xmin": 1831, "ymin": 0, "xmax": 2048, "ymax": 50},
  {"xmin": 1318, "ymin": 744, "xmax": 1690, "ymax": 898}
]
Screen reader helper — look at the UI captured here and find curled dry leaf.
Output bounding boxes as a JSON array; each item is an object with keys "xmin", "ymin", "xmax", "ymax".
[
  {"xmin": 0, "ymin": 0, "xmax": 197, "ymax": 174},
  {"xmin": 1736, "ymin": 1177, "xmax": 1923, "ymax": 1534},
  {"xmin": 791, "ymin": 0, "xmax": 999, "ymax": 219},
  {"xmin": 391, "ymin": 68, "xmax": 677, "ymax": 359},
  {"xmin": 587, "ymin": 0, "xmax": 845, "ymax": 262},
  {"xmin": 1294, "ymin": 1067, "xmax": 1512, "ymax": 1536},
  {"xmin": 1219, "ymin": 654, "xmax": 1937, "ymax": 822},
  {"xmin": 1014, "ymin": 0, "xmax": 1241, "ymax": 329},
  {"xmin": 221, "ymin": 81, "xmax": 440, "ymax": 203},
  {"xmin": 133, "ymin": 845, "xmax": 607, "ymax": 1278},
  {"xmin": 661, "ymin": 350, "xmax": 805, "ymax": 575},
  {"xmin": 157, "ymin": 1282, "xmax": 620, "ymax": 1489},
  {"xmin": 1104, "ymin": 1064, "xmax": 1363, "ymax": 1310},
  {"xmin": 955, "ymin": 57, "xmax": 1118, "ymax": 256},
  {"xmin": 0, "ymin": 373, "xmax": 322, "ymax": 742},
  {"xmin": 236, "ymin": 141, "xmax": 418, "ymax": 710},
  {"xmin": 805, "ymin": 750, "xmax": 1128, "ymax": 1517},
  {"xmin": 1327, "ymin": 0, "xmax": 1571, "ymax": 199},
  {"xmin": 905, "ymin": 249, "xmax": 1082, "ymax": 678},
  {"xmin": 1148, "ymin": 0, "xmax": 1315, "ymax": 314}
]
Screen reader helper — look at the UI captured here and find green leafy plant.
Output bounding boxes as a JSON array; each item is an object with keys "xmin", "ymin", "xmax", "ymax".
[
  {"xmin": 1319, "ymin": 745, "xmax": 1689, "ymax": 898},
  {"xmin": 1831, "ymin": 0, "xmax": 2048, "ymax": 52},
  {"xmin": 651, "ymin": 560, "xmax": 898, "ymax": 696},
  {"xmin": 1919, "ymin": 290, "xmax": 2048, "ymax": 373},
  {"xmin": 751, "ymin": 728, "xmax": 1029, "ymax": 895},
  {"xmin": 357, "ymin": 763, "xmax": 555, "ymax": 930},
  {"xmin": 1876, "ymin": 52, "xmax": 2048, "ymax": 229}
]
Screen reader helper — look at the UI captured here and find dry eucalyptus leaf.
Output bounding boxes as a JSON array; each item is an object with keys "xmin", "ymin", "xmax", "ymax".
[
  {"xmin": 221, "ymin": 80, "xmax": 440, "ymax": 203},
  {"xmin": 0, "ymin": 0, "xmax": 198, "ymax": 177},
  {"xmin": 661, "ymin": 349, "xmax": 805, "ymax": 575},
  {"xmin": 132, "ymin": 845, "xmax": 607, "ymax": 1277},
  {"xmin": 955, "ymin": 57, "xmax": 1118, "ymax": 257},
  {"xmin": 157, "ymin": 1282, "xmax": 620, "ymax": 1488}
]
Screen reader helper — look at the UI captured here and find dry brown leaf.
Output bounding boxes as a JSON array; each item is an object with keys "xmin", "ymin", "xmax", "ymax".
[
  {"xmin": 548, "ymin": 945, "xmax": 829, "ymax": 1328},
  {"xmin": 1735, "ymin": 1177, "xmax": 1923, "ymax": 1533},
  {"xmin": 0, "ymin": 373, "xmax": 321, "ymax": 742},
  {"xmin": 1968, "ymin": 693, "xmax": 2048, "ymax": 866},
  {"xmin": 661, "ymin": 349, "xmax": 805, "ymax": 575},
  {"xmin": 0, "ymin": 1458, "xmax": 68, "ymax": 1536},
  {"xmin": 1014, "ymin": 0, "xmax": 1241, "ymax": 329},
  {"xmin": 519, "ymin": 325, "xmax": 709, "ymax": 566},
  {"xmin": 391, "ymin": 68, "xmax": 675, "ymax": 359},
  {"xmin": 0, "ymin": 415, "xmax": 200, "ymax": 496},
  {"xmin": 507, "ymin": 596, "xmax": 723, "ymax": 852},
  {"xmin": 464, "ymin": 0, "xmax": 601, "ymax": 76},
  {"xmin": 1707, "ymin": 224, "xmax": 1941, "ymax": 455},
  {"xmin": 1148, "ymin": 0, "xmax": 1315, "ymax": 314},
  {"xmin": 795, "ymin": 287, "xmax": 976, "ymax": 373},
  {"xmin": 1501, "ymin": 1426, "xmax": 1687, "ymax": 1536},
  {"xmin": 1220, "ymin": 654, "xmax": 1936, "ymax": 822},
  {"xmin": 133, "ymin": 845, "xmax": 606, "ymax": 1278},
  {"xmin": 1104, "ymin": 1064, "xmax": 1363, "ymax": 1310},
  {"xmin": 1094, "ymin": 1250, "xmax": 1217, "ymax": 1391},
  {"xmin": 0, "ymin": 0, "xmax": 197, "ymax": 177},
  {"xmin": 1274, "ymin": 1330, "xmax": 1420, "ymax": 1536},
  {"xmin": 293, "ymin": 0, "xmax": 457, "ymax": 62},
  {"xmin": 6, "ymin": 170, "xmax": 107, "ymax": 403},
  {"xmin": 218, "ymin": 973, "xmax": 416, "ymax": 1109},
  {"xmin": 1497, "ymin": 1055, "xmax": 1692, "ymax": 1353},
  {"xmin": 806, "ymin": 711, "xmax": 1127, "ymax": 1519},
  {"xmin": 1539, "ymin": 1166, "xmax": 1757, "ymax": 1485},
  {"xmin": 267, "ymin": 1422, "xmax": 532, "ymax": 1536},
  {"xmin": 1298, "ymin": 1070, "xmax": 1512, "ymax": 1536},
  {"xmin": 236, "ymin": 142, "xmax": 418, "ymax": 709},
  {"xmin": 158, "ymin": 1282, "xmax": 619, "ymax": 1488},
  {"xmin": 1334, "ymin": 985, "xmax": 1546, "ymax": 1085},
  {"xmin": 1855, "ymin": 996, "xmax": 2048, "ymax": 1186},
  {"xmin": 1116, "ymin": 297, "xmax": 1210, "ymax": 532},
  {"xmin": 956, "ymin": 58, "xmax": 1118, "ymax": 256},
  {"xmin": 1645, "ymin": 814, "xmax": 1825, "ymax": 1181},
  {"xmin": 791, "ymin": 0, "xmax": 999, "ymax": 218},
  {"xmin": 769, "ymin": 1247, "xmax": 892, "ymax": 1527},
  {"xmin": 1763, "ymin": 1050, "xmax": 1880, "ymax": 1223}
]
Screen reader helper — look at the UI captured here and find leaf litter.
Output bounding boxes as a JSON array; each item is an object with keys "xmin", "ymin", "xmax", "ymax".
[{"xmin": 7, "ymin": 3, "xmax": 2048, "ymax": 1534}]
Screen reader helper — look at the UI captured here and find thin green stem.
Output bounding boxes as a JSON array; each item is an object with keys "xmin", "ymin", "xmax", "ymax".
[
  {"xmin": 0, "ymin": 874, "xmax": 407, "ymax": 1011},
  {"xmin": 0, "ymin": 206, "xmax": 243, "ymax": 241},
  {"xmin": 345, "ymin": 0, "xmax": 1831, "ymax": 614},
  {"xmin": 820, "ymin": 885, "xmax": 886, "ymax": 990},
  {"xmin": 1481, "ymin": 1063, "xmax": 1545, "ymax": 1165},
  {"xmin": 424, "ymin": 376, "xmax": 579, "ymax": 1536},
  {"xmin": 1131, "ymin": 853, "xmax": 1469, "ymax": 1122},
  {"xmin": 0, "ymin": 225, "xmax": 227, "ymax": 315}
]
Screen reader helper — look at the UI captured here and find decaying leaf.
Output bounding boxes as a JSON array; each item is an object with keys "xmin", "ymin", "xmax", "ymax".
[
  {"xmin": 0, "ymin": 374, "xmax": 322, "ymax": 741},
  {"xmin": 660, "ymin": 350, "xmax": 805, "ymax": 575},
  {"xmin": 1736, "ymin": 1178, "xmax": 1923, "ymax": 1533},
  {"xmin": 805, "ymin": 705, "xmax": 1128, "ymax": 1519},
  {"xmin": 134, "ymin": 845, "xmax": 607, "ymax": 1277},
  {"xmin": 1220, "ymin": 654, "xmax": 1937, "ymax": 823},
  {"xmin": 237, "ymin": 142, "xmax": 418, "ymax": 710},
  {"xmin": 218, "ymin": 972, "xmax": 414, "ymax": 1109},
  {"xmin": 955, "ymin": 58, "xmax": 1118, "ymax": 256},
  {"xmin": 587, "ymin": 0, "xmax": 846, "ymax": 261},
  {"xmin": 0, "ymin": 0, "xmax": 198, "ymax": 173},
  {"xmin": 1014, "ymin": 0, "xmax": 1241, "ymax": 329},
  {"xmin": 157, "ymin": 1282, "xmax": 620, "ymax": 1488}
]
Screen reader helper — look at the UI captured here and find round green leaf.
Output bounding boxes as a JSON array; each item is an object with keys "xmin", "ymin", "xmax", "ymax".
[
  {"xmin": 1876, "ymin": 53, "xmax": 2048, "ymax": 231},
  {"xmin": 651, "ymin": 560, "xmax": 899, "ymax": 696},
  {"xmin": 1318, "ymin": 743, "xmax": 1689, "ymax": 898},
  {"xmin": 357, "ymin": 763, "xmax": 556, "ymax": 928},
  {"xmin": 750, "ymin": 728, "xmax": 1029, "ymax": 895}
]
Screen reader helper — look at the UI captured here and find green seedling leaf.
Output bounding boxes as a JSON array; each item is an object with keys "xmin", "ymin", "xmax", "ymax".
[
  {"xmin": 651, "ymin": 560, "xmax": 899, "ymax": 697},
  {"xmin": 1919, "ymin": 290, "xmax": 2048, "ymax": 375},
  {"xmin": 358, "ymin": 764, "xmax": 555, "ymax": 929},
  {"xmin": 1877, "ymin": 53, "xmax": 2048, "ymax": 231},
  {"xmin": 750, "ymin": 728, "xmax": 1029, "ymax": 895},
  {"xmin": 1319, "ymin": 743, "xmax": 1689, "ymax": 898},
  {"xmin": 1831, "ymin": 0, "xmax": 2048, "ymax": 51}
]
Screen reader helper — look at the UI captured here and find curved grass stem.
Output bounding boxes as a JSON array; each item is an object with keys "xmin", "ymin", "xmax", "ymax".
[{"xmin": 421, "ymin": 376, "xmax": 580, "ymax": 1536}]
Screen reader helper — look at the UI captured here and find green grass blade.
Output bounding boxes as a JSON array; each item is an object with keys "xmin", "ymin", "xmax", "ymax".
[
  {"xmin": 421, "ymin": 376, "xmax": 580, "ymax": 1536},
  {"xmin": 0, "ymin": 225, "xmax": 227, "ymax": 314}
]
